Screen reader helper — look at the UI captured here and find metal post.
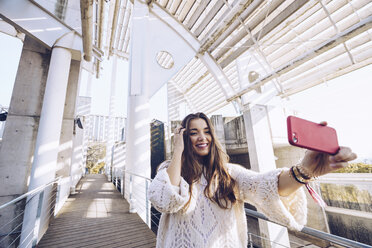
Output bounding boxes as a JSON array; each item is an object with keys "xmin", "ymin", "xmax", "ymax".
[
  {"xmin": 248, "ymin": 233, "xmax": 253, "ymax": 248},
  {"xmin": 31, "ymin": 191, "xmax": 44, "ymax": 247},
  {"xmin": 146, "ymin": 180, "xmax": 149, "ymax": 226},
  {"xmin": 129, "ymin": 175, "xmax": 136, "ymax": 213},
  {"xmin": 121, "ymin": 174, "xmax": 124, "ymax": 197}
]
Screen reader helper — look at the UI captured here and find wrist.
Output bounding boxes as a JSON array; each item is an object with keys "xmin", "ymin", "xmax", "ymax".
[
  {"xmin": 290, "ymin": 165, "xmax": 316, "ymax": 184},
  {"xmin": 173, "ymin": 147, "xmax": 183, "ymax": 155}
]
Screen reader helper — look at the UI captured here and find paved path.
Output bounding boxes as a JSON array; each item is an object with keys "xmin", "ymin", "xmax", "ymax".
[{"xmin": 37, "ymin": 174, "xmax": 156, "ymax": 248}]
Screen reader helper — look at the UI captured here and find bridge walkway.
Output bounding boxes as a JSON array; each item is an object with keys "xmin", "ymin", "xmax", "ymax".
[{"xmin": 37, "ymin": 174, "xmax": 156, "ymax": 248}]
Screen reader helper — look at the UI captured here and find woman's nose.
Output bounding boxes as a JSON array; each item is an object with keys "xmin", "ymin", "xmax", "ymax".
[{"xmin": 197, "ymin": 134, "xmax": 206, "ymax": 140}]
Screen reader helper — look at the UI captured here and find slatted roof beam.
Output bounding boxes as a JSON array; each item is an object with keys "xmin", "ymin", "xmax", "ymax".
[
  {"xmin": 194, "ymin": 0, "xmax": 225, "ymax": 37},
  {"xmin": 319, "ymin": 0, "xmax": 355, "ymax": 65},
  {"xmin": 226, "ymin": 15, "xmax": 372, "ymax": 102},
  {"xmin": 220, "ymin": 0, "xmax": 308, "ymax": 68},
  {"xmin": 199, "ymin": 0, "xmax": 265, "ymax": 54},
  {"xmin": 186, "ymin": 0, "xmax": 211, "ymax": 30}
]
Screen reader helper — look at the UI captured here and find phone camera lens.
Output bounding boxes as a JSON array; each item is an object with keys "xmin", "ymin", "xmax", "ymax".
[{"xmin": 292, "ymin": 132, "xmax": 298, "ymax": 143}]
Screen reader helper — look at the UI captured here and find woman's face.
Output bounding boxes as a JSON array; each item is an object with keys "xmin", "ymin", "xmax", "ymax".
[{"xmin": 188, "ymin": 118, "xmax": 212, "ymax": 157}]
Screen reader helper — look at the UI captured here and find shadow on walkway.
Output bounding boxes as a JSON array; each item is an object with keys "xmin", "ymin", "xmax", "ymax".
[{"xmin": 37, "ymin": 174, "xmax": 156, "ymax": 248}]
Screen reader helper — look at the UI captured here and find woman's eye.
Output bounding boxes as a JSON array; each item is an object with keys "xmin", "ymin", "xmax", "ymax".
[{"xmin": 190, "ymin": 132, "xmax": 197, "ymax": 136}]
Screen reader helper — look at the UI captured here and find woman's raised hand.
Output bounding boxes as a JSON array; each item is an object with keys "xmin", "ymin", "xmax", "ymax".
[
  {"xmin": 174, "ymin": 125, "xmax": 185, "ymax": 153},
  {"xmin": 301, "ymin": 147, "xmax": 357, "ymax": 177},
  {"xmin": 300, "ymin": 122, "xmax": 357, "ymax": 177}
]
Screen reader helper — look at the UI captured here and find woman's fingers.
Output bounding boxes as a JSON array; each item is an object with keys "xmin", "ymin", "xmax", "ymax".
[
  {"xmin": 330, "ymin": 161, "xmax": 349, "ymax": 170},
  {"xmin": 303, "ymin": 146, "xmax": 357, "ymax": 176},
  {"xmin": 330, "ymin": 146, "xmax": 357, "ymax": 162},
  {"xmin": 174, "ymin": 125, "xmax": 184, "ymax": 135}
]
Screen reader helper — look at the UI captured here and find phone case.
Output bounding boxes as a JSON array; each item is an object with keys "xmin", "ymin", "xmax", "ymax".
[{"xmin": 287, "ymin": 116, "xmax": 340, "ymax": 154}]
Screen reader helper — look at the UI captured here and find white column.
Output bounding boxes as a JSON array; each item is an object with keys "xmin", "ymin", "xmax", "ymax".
[
  {"xmin": 106, "ymin": 56, "xmax": 118, "ymax": 181},
  {"xmin": 20, "ymin": 46, "xmax": 72, "ymax": 247},
  {"xmin": 125, "ymin": 0, "xmax": 151, "ymax": 226},
  {"xmin": 243, "ymin": 104, "xmax": 291, "ymax": 248}
]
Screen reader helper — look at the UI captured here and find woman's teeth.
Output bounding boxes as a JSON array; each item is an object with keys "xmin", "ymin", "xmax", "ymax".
[{"xmin": 196, "ymin": 144, "xmax": 208, "ymax": 148}]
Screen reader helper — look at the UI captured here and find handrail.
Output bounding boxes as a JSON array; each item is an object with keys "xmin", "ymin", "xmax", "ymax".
[
  {"xmin": 0, "ymin": 177, "xmax": 61, "ymax": 210},
  {"xmin": 244, "ymin": 208, "xmax": 372, "ymax": 248},
  {"xmin": 118, "ymin": 168, "xmax": 152, "ymax": 182},
  {"xmin": 113, "ymin": 169, "xmax": 371, "ymax": 248}
]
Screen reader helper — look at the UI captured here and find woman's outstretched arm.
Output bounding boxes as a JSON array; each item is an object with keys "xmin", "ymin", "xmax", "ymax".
[{"xmin": 278, "ymin": 146, "xmax": 357, "ymax": 196}]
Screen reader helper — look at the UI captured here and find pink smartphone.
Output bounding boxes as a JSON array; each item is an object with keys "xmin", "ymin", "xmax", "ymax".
[{"xmin": 287, "ymin": 116, "xmax": 340, "ymax": 155}]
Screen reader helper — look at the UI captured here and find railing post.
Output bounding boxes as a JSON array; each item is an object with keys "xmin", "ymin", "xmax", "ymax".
[
  {"xmin": 31, "ymin": 190, "xmax": 44, "ymax": 247},
  {"xmin": 146, "ymin": 180, "xmax": 149, "ymax": 226},
  {"xmin": 248, "ymin": 233, "xmax": 253, "ymax": 248},
  {"xmin": 121, "ymin": 174, "xmax": 124, "ymax": 198},
  {"xmin": 129, "ymin": 175, "xmax": 137, "ymax": 213}
]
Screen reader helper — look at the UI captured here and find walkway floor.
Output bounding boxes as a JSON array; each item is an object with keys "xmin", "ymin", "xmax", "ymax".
[{"xmin": 37, "ymin": 174, "xmax": 156, "ymax": 248}]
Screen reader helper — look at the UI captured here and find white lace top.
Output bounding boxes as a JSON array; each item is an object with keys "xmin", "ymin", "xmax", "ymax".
[{"xmin": 148, "ymin": 161, "xmax": 307, "ymax": 248}]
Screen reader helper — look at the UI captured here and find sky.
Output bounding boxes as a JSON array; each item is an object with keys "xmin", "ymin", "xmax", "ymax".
[{"xmin": 1, "ymin": 32, "xmax": 371, "ymax": 161}]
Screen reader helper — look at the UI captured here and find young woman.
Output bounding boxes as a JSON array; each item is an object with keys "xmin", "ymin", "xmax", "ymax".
[{"xmin": 148, "ymin": 112, "xmax": 356, "ymax": 248}]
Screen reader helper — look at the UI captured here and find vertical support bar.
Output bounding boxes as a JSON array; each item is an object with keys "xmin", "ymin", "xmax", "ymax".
[
  {"xmin": 146, "ymin": 180, "xmax": 149, "ymax": 227},
  {"xmin": 248, "ymin": 233, "xmax": 253, "ymax": 248},
  {"xmin": 31, "ymin": 191, "xmax": 44, "ymax": 247},
  {"xmin": 129, "ymin": 175, "xmax": 137, "ymax": 213},
  {"xmin": 121, "ymin": 173, "xmax": 124, "ymax": 197}
]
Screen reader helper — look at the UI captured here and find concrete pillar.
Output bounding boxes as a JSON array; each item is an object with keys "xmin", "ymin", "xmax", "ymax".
[
  {"xmin": 55, "ymin": 59, "xmax": 82, "ymax": 212},
  {"xmin": 210, "ymin": 115, "xmax": 226, "ymax": 152},
  {"xmin": 125, "ymin": 0, "xmax": 151, "ymax": 225},
  {"xmin": 243, "ymin": 104, "xmax": 290, "ymax": 248},
  {"xmin": 20, "ymin": 38, "xmax": 73, "ymax": 246},
  {"xmin": 0, "ymin": 36, "xmax": 50, "ymax": 247}
]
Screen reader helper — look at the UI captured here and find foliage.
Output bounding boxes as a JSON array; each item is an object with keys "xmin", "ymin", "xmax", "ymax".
[
  {"xmin": 86, "ymin": 142, "xmax": 106, "ymax": 174},
  {"xmin": 333, "ymin": 162, "xmax": 372, "ymax": 173}
]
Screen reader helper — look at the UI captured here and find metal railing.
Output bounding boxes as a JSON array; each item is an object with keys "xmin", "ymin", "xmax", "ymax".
[
  {"xmin": 111, "ymin": 169, "xmax": 372, "ymax": 248},
  {"xmin": 0, "ymin": 177, "xmax": 61, "ymax": 248},
  {"xmin": 112, "ymin": 168, "xmax": 154, "ymax": 227}
]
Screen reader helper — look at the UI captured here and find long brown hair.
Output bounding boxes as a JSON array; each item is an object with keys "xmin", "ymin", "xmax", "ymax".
[{"xmin": 181, "ymin": 112, "xmax": 236, "ymax": 209}]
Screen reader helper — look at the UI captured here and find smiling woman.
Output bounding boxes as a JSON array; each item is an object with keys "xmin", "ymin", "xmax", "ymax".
[{"xmin": 147, "ymin": 112, "xmax": 356, "ymax": 248}]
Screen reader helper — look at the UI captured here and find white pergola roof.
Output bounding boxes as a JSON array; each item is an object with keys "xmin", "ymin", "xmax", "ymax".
[
  {"xmin": 109, "ymin": 0, "xmax": 372, "ymax": 119},
  {"xmin": 4, "ymin": 0, "xmax": 370, "ymax": 120}
]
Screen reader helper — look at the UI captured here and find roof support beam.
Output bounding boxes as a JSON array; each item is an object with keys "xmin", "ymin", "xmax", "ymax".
[
  {"xmin": 0, "ymin": 19, "xmax": 24, "ymax": 40},
  {"xmin": 227, "ymin": 15, "xmax": 372, "ymax": 102},
  {"xmin": 80, "ymin": 0, "xmax": 94, "ymax": 61},
  {"xmin": 109, "ymin": 0, "xmax": 121, "ymax": 56},
  {"xmin": 198, "ymin": 52, "xmax": 236, "ymax": 98},
  {"xmin": 199, "ymin": 0, "xmax": 264, "ymax": 53},
  {"xmin": 319, "ymin": 0, "xmax": 355, "ymax": 65},
  {"xmin": 220, "ymin": 0, "xmax": 308, "ymax": 68}
]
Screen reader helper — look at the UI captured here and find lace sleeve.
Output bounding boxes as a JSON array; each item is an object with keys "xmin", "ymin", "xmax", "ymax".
[
  {"xmin": 148, "ymin": 161, "xmax": 190, "ymax": 213},
  {"xmin": 228, "ymin": 163, "xmax": 307, "ymax": 231}
]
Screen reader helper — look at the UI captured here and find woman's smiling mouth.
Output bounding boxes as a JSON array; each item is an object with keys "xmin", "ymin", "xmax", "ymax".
[{"xmin": 196, "ymin": 143, "xmax": 208, "ymax": 148}]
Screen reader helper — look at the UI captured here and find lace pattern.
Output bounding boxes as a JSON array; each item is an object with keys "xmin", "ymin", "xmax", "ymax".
[{"xmin": 148, "ymin": 162, "xmax": 307, "ymax": 248}]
